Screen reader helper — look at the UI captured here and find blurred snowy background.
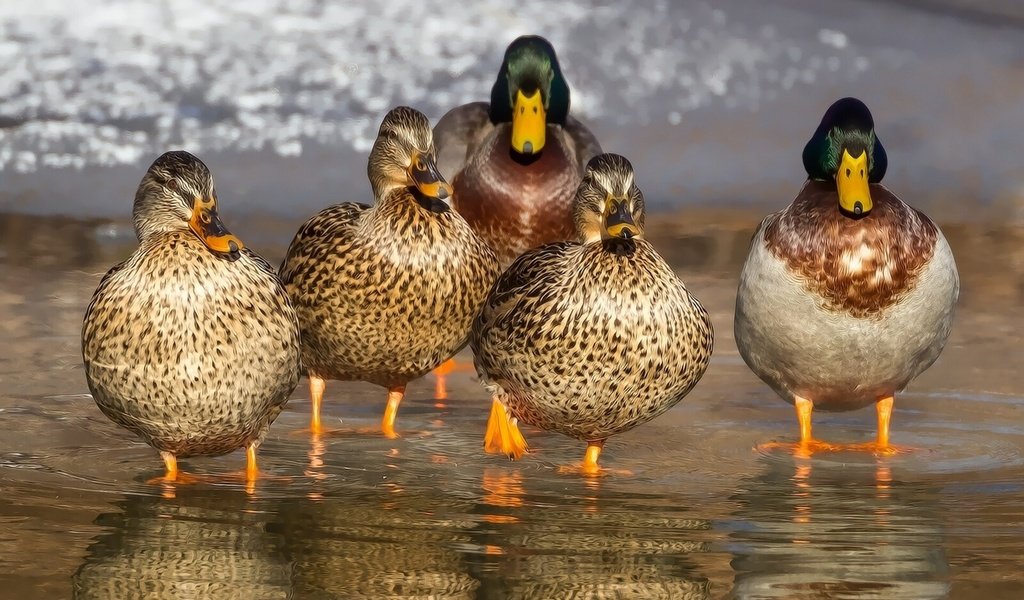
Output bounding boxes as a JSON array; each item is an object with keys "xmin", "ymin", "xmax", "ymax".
[{"xmin": 0, "ymin": 0, "xmax": 1022, "ymax": 220}]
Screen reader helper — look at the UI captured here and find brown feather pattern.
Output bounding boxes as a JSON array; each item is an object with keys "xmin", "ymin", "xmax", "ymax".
[
  {"xmin": 279, "ymin": 190, "xmax": 500, "ymax": 387},
  {"xmin": 763, "ymin": 180, "xmax": 939, "ymax": 318}
]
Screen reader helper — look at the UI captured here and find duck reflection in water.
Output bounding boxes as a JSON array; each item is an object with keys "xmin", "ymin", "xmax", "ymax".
[
  {"xmin": 268, "ymin": 480, "xmax": 479, "ymax": 598},
  {"xmin": 466, "ymin": 468, "xmax": 715, "ymax": 599},
  {"xmin": 72, "ymin": 487, "xmax": 290, "ymax": 600},
  {"xmin": 727, "ymin": 456, "xmax": 949, "ymax": 599}
]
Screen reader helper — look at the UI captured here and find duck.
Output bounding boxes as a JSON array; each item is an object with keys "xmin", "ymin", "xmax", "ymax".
[
  {"xmin": 81, "ymin": 150, "xmax": 301, "ymax": 484},
  {"xmin": 734, "ymin": 97, "xmax": 959, "ymax": 455},
  {"xmin": 471, "ymin": 153, "xmax": 714, "ymax": 473},
  {"xmin": 433, "ymin": 34, "xmax": 603, "ymax": 266},
  {"xmin": 279, "ymin": 106, "xmax": 501, "ymax": 438}
]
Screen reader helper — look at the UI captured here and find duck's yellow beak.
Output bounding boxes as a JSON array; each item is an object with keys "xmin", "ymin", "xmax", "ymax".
[
  {"xmin": 188, "ymin": 197, "xmax": 244, "ymax": 256},
  {"xmin": 511, "ymin": 89, "xmax": 546, "ymax": 155},
  {"xmin": 604, "ymin": 198, "xmax": 640, "ymax": 239},
  {"xmin": 837, "ymin": 148, "xmax": 872, "ymax": 216},
  {"xmin": 408, "ymin": 152, "xmax": 452, "ymax": 202}
]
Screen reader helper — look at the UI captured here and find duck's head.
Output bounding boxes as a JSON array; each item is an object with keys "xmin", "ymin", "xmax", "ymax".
[
  {"xmin": 133, "ymin": 150, "xmax": 244, "ymax": 259},
  {"xmin": 368, "ymin": 106, "xmax": 452, "ymax": 208},
  {"xmin": 489, "ymin": 35, "xmax": 571, "ymax": 156},
  {"xmin": 574, "ymin": 153, "xmax": 646, "ymax": 244},
  {"xmin": 802, "ymin": 97, "xmax": 888, "ymax": 217}
]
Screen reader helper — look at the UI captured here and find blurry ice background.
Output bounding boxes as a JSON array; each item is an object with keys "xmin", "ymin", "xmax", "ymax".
[{"xmin": 0, "ymin": 0, "xmax": 1022, "ymax": 220}]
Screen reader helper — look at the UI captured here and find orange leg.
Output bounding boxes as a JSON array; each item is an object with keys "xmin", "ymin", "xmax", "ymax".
[
  {"xmin": 794, "ymin": 396, "xmax": 847, "ymax": 456},
  {"xmin": 796, "ymin": 396, "xmax": 813, "ymax": 443},
  {"xmin": 246, "ymin": 445, "xmax": 258, "ymax": 482},
  {"xmin": 162, "ymin": 451, "xmax": 178, "ymax": 480},
  {"xmin": 761, "ymin": 395, "xmax": 907, "ymax": 457},
  {"xmin": 846, "ymin": 395, "xmax": 904, "ymax": 455},
  {"xmin": 236, "ymin": 443, "xmax": 291, "ymax": 491},
  {"xmin": 759, "ymin": 396, "xmax": 840, "ymax": 457},
  {"xmin": 310, "ymin": 375, "xmax": 326, "ymax": 435},
  {"xmin": 381, "ymin": 385, "xmax": 405, "ymax": 439},
  {"xmin": 244, "ymin": 445, "xmax": 258, "ymax": 495},
  {"xmin": 434, "ymin": 358, "xmax": 456, "ymax": 401},
  {"xmin": 583, "ymin": 440, "xmax": 603, "ymax": 474},
  {"xmin": 146, "ymin": 451, "xmax": 202, "ymax": 485},
  {"xmin": 483, "ymin": 398, "xmax": 528, "ymax": 460},
  {"xmin": 433, "ymin": 358, "xmax": 474, "ymax": 401},
  {"xmin": 876, "ymin": 396, "xmax": 893, "ymax": 448},
  {"xmin": 557, "ymin": 439, "xmax": 633, "ymax": 477}
]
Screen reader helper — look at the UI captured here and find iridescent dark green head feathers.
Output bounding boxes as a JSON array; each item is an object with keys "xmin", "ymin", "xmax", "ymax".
[
  {"xmin": 802, "ymin": 97, "xmax": 887, "ymax": 183},
  {"xmin": 488, "ymin": 35, "xmax": 570, "ymax": 126}
]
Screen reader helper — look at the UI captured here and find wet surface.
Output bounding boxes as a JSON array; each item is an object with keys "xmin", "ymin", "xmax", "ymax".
[{"xmin": 1, "ymin": 214, "xmax": 1023, "ymax": 599}]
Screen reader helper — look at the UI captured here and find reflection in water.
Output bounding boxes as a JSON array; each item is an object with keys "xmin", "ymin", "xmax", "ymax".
[
  {"xmin": 728, "ymin": 456, "xmax": 949, "ymax": 599},
  {"xmin": 72, "ymin": 488, "xmax": 290, "ymax": 599},
  {"xmin": 269, "ymin": 481, "xmax": 479, "ymax": 598},
  {"xmin": 3, "ymin": 214, "xmax": 1024, "ymax": 598},
  {"xmin": 468, "ymin": 468, "xmax": 714, "ymax": 599}
]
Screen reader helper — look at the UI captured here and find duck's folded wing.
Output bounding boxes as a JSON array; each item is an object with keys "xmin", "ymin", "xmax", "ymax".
[
  {"xmin": 278, "ymin": 202, "xmax": 370, "ymax": 282},
  {"xmin": 563, "ymin": 115, "xmax": 603, "ymax": 168},
  {"xmin": 475, "ymin": 242, "xmax": 574, "ymax": 334},
  {"xmin": 433, "ymin": 102, "xmax": 493, "ymax": 181}
]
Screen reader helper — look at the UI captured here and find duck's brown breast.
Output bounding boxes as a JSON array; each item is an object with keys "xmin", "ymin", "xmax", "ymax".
[
  {"xmin": 453, "ymin": 125, "xmax": 581, "ymax": 264},
  {"xmin": 763, "ymin": 181, "xmax": 940, "ymax": 319}
]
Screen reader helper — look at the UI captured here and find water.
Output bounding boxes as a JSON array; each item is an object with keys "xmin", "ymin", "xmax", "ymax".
[
  {"xmin": 2, "ymin": 0, "xmax": 1024, "ymax": 596},
  {"xmin": 2, "ymin": 0, "xmax": 1024, "ymax": 219},
  {"xmin": 1, "ymin": 216, "xmax": 1023, "ymax": 599}
]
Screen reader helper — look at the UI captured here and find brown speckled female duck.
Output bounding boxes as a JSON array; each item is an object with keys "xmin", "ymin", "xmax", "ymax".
[
  {"xmin": 82, "ymin": 151, "xmax": 301, "ymax": 483},
  {"xmin": 433, "ymin": 35, "xmax": 602, "ymax": 266},
  {"xmin": 279, "ymin": 107, "xmax": 500, "ymax": 438},
  {"xmin": 471, "ymin": 154, "xmax": 714, "ymax": 473},
  {"xmin": 734, "ymin": 97, "xmax": 959, "ymax": 455}
]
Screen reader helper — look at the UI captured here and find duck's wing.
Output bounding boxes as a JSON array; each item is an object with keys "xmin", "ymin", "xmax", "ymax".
[
  {"xmin": 474, "ymin": 241, "xmax": 575, "ymax": 337},
  {"xmin": 433, "ymin": 102, "xmax": 494, "ymax": 181},
  {"xmin": 562, "ymin": 115, "xmax": 603, "ymax": 168},
  {"xmin": 278, "ymin": 202, "xmax": 370, "ymax": 284}
]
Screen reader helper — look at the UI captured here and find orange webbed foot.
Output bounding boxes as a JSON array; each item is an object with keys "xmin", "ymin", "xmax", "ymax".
[
  {"xmin": 757, "ymin": 439, "xmax": 845, "ymax": 459},
  {"xmin": 145, "ymin": 452, "xmax": 207, "ymax": 485},
  {"xmin": 556, "ymin": 441, "xmax": 632, "ymax": 477},
  {"xmin": 483, "ymin": 399, "xmax": 528, "ymax": 460}
]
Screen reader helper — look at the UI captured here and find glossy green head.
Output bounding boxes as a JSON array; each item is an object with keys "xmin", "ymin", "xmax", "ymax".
[
  {"xmin": 802, "ymin": 97, "xmax": 888, "ymax": 216},
  {"xmin": 488, "ymin": 35, "xmax": 571, "ymax": 155}
]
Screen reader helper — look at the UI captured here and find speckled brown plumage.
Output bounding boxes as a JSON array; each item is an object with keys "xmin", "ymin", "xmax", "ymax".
[
  {"xmin": 279, "ymin": 107, "xmax": 500, "ymax": 427},
  {"xmin": 472, "ymin": 154, "xmax": 714, "ymax": 447},
  {"xmin": 281, "ymin": 197, "xmax": 499, "ymax": 386},
  {"xmin": 762, "ymin": 180, "xmax": 939, "ymax": 319},
  {"xmin": 82, "ymin": 151, "xmax": 301, "ymax": 463}
]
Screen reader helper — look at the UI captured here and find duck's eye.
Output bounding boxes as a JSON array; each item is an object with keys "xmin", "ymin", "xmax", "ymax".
[{"xmin": 166, "ymin": 178, "xmax": 178, "ymax": 191}]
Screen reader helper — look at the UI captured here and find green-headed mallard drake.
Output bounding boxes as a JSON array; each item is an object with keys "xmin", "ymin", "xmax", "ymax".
[
  {"xmin": 433, "ymin": 34, "xmax": 602, "ymax": 265},
  {"xmin": 279, "ymin": 106, "xmax": 500, "ymax": 438},
  {"xmin": 471, "ymin": 153, "xmax": 714, "ymax": 473},
  {"xmin": 82, "ymin": 151, "xmax": 301, "ymax": 483},
  {"xmin": 734, "ymin": 97, "xmax": 959, "ymax": 455}
]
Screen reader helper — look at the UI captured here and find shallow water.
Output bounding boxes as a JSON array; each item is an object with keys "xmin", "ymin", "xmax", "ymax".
[{"xmin": 1, "ymin": 215, "xmax": 1023, "ymax": 599}]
